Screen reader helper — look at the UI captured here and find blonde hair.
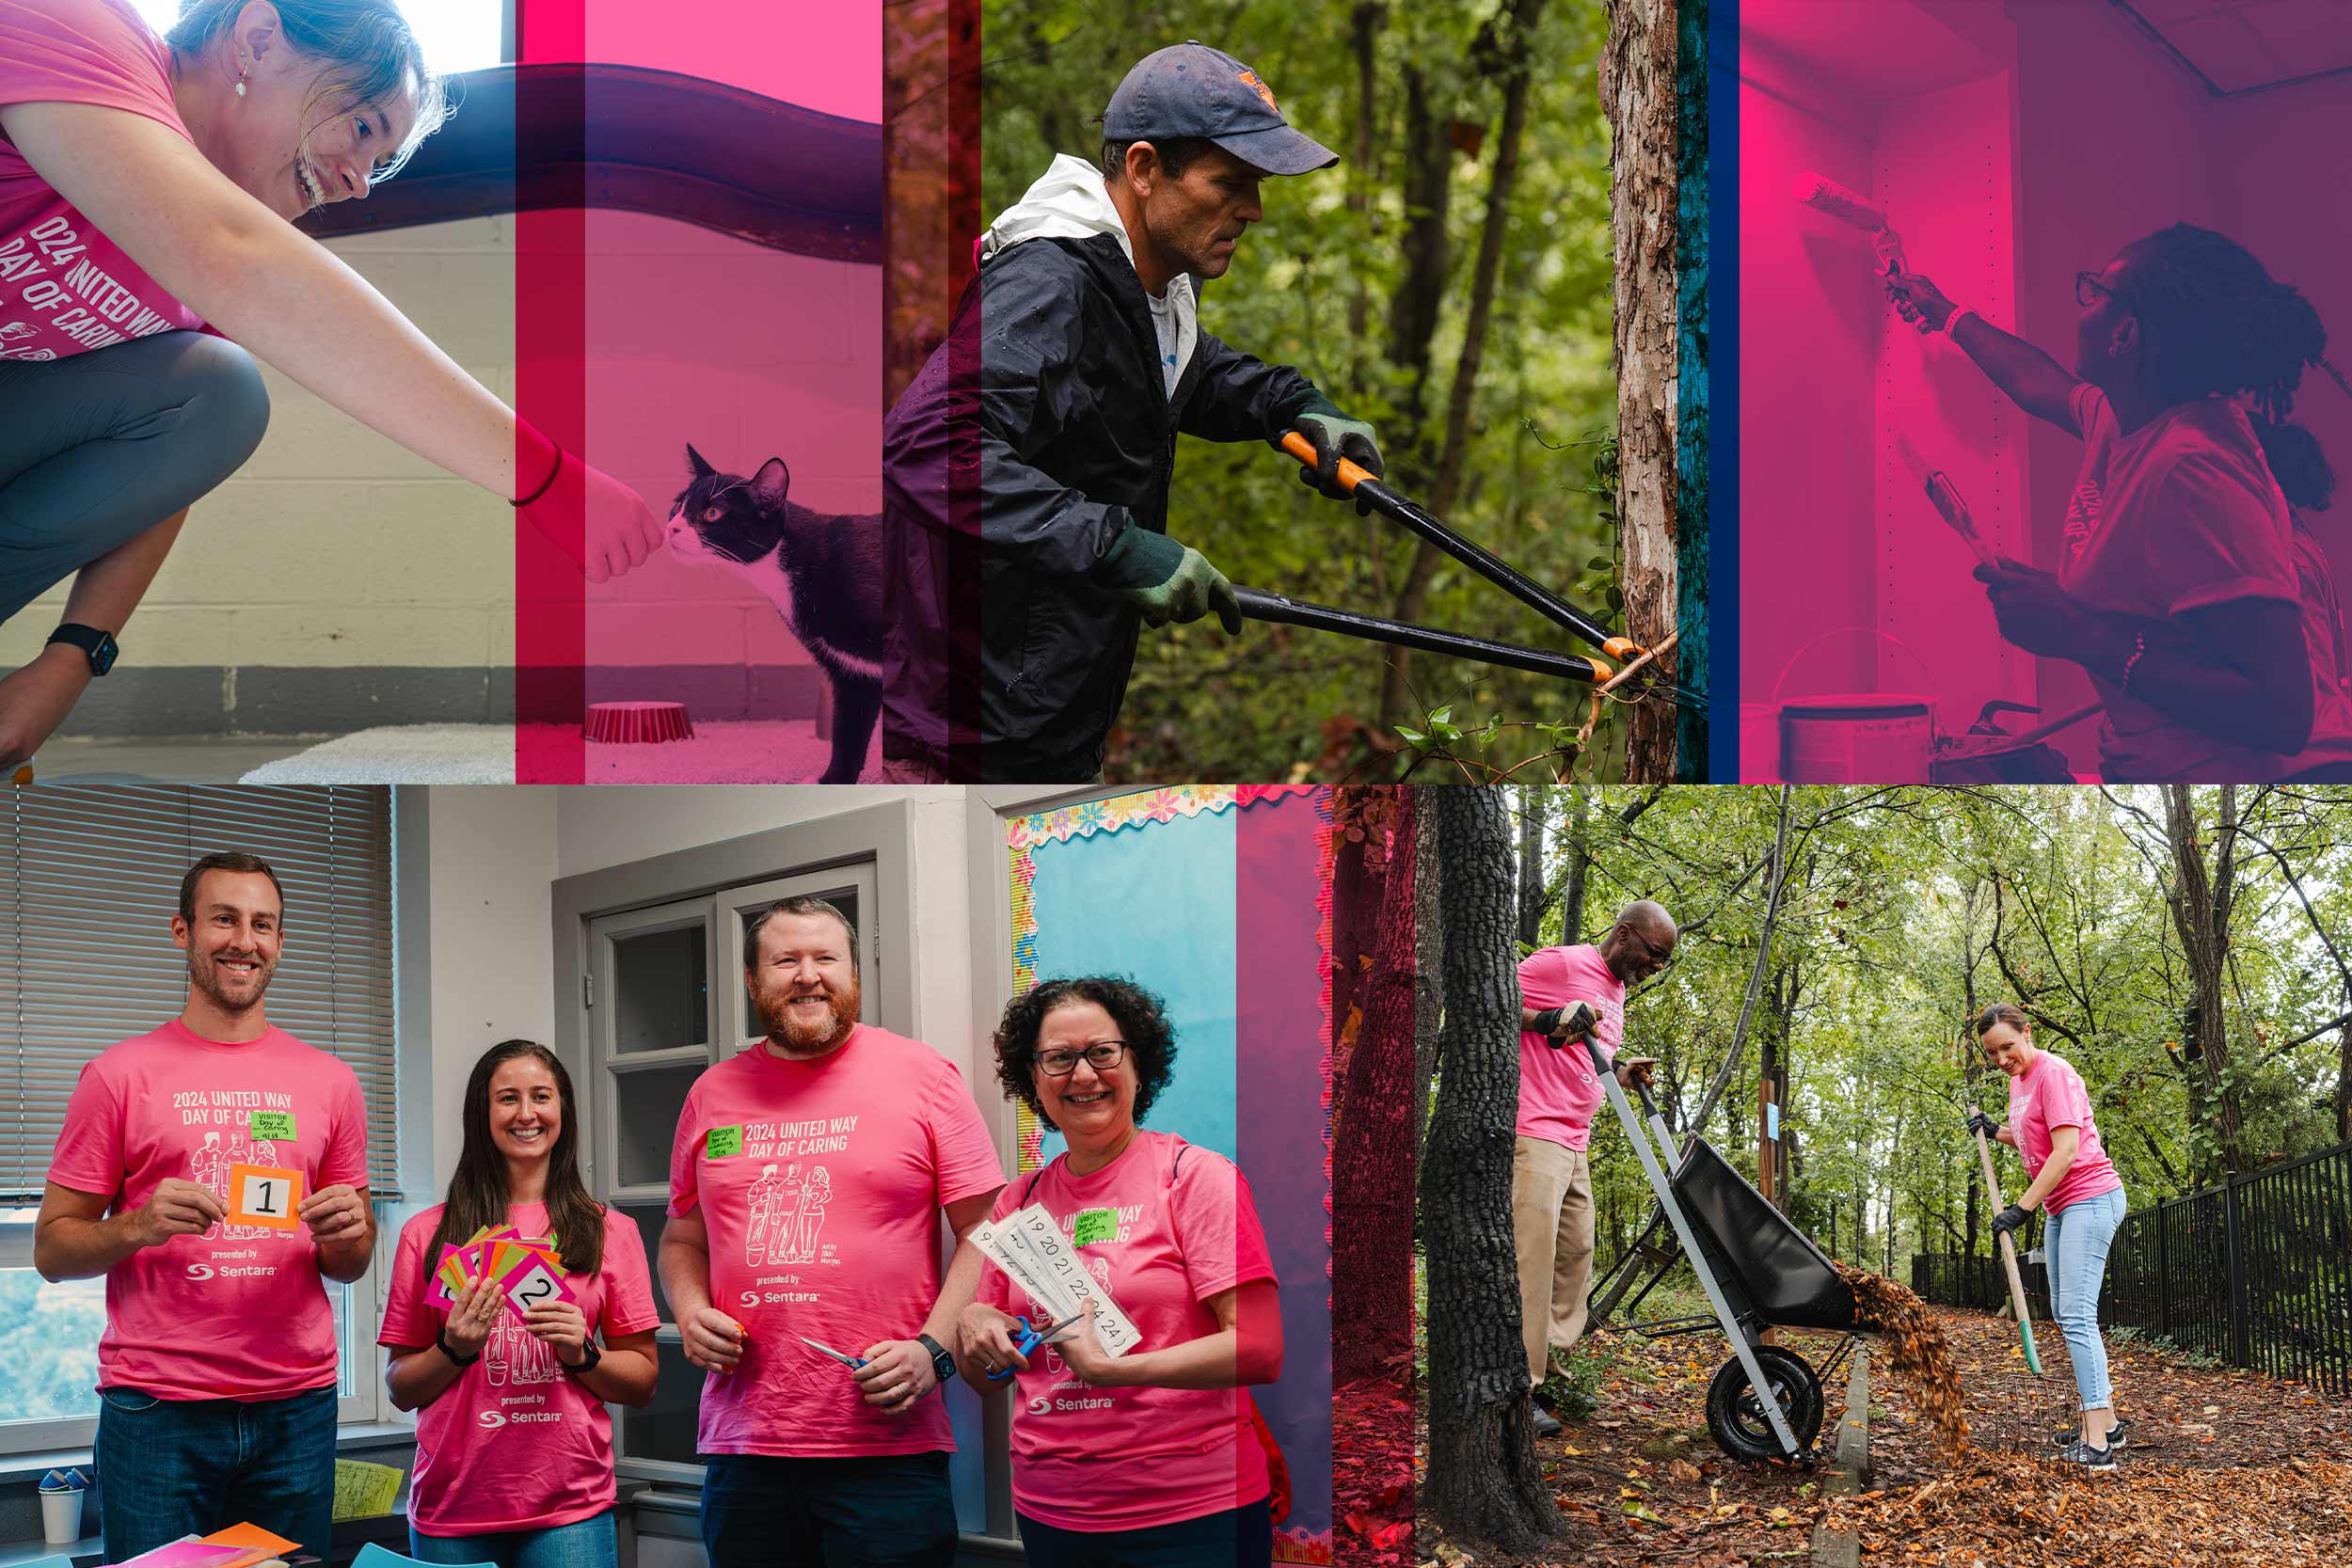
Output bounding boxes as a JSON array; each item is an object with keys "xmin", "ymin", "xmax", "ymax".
[{"xmin": 166, "ymin": 0, "xmax": 451, "ymax": 184}]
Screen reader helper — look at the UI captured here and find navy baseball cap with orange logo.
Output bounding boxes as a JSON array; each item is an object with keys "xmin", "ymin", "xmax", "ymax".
[{"xmin": 1103, "ymin": 41, "xmax": 1339, "ymax": 176}]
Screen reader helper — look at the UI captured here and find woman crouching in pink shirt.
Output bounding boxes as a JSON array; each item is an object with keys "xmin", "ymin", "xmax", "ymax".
[
  {"xmin": 379, "ymin": 1041, "xmax": 660, "ymax": 1568},
  {"xmin": 960, "ymin": 977, "xmax": 1286, "ymax": 1567},
  {"xmin": 1970, "ymin": 1003, "xmax": 2129, "ymax": 1472}
]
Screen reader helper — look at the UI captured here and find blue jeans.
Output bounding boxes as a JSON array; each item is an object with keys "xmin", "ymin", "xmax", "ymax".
[
  {"xmin": 1016, "ymin": 1499, "xmax": 1274, "ymax": 1568},
  {"xmin": 94, "ymin": 1383, "xmax": 336, "ymax": 1563},
  {"xmin": 0, "ymin": 330, "xmax": 270, "ymax": 625},
  {"xmin": 700, "ymin": 1451, "xmax": 954, "ymax": 1568},
  {"xmin": 409, "ymin": 1511, "xmax": 616, "ymax": 1568},
  {"xmin": 2044, "ymin": 1184, "xmax": 2127, "ymax": 1414}
]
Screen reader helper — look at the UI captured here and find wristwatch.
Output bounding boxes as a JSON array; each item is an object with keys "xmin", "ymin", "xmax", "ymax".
[
  {"xmin": 563, "ymin": 1339, "xmax": 604, "ymax": 1378},
  {"xmin": 46, "ymin": 624, "xmax": 118, "ymax": 676},
  {"xmin": 916, "ymin": 1333, "xmax": 955, "ymax": 1393}
]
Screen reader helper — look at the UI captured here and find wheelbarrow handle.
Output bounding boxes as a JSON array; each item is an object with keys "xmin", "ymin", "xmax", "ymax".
[
  {"xmin": 1277, "ymin": 431, "xmax": 1641, "ymax": 664},
  {"xmin": 1581, "ymin": 1034, "xmax": 1661, "ymax": 1119}
]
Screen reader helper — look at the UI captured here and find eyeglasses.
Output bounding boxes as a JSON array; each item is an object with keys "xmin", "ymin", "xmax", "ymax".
[
  {"xmin": 1038, "ymin": 1040, "xmax": 1128, "ymax": 1076},
  {"xmin": 2076, "ymin": 271, "xmax": 2126, "ymax": 309},
  {"xmin": 1623, "ymin": 928, "xmax": 1671, "ymax": 974}
]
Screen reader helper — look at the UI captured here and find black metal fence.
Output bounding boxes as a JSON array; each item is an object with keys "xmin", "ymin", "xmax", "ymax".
[{"xmin": 1914, "ymin": 1140, "xmax": 2352, "ymax": 1398}]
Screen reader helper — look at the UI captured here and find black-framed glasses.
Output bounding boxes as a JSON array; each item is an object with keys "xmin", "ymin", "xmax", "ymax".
[
  {"xmin": 1623, "ymin": 928, "xmax": 1671, "ymax": 973},
  {"xmin": 2076, "ymin": 270, "xmax": 2125, "ymax": 309},
  {"xmin": 1039, "ymin": 1040, "xmax": 1128, "ymax": 1076}
]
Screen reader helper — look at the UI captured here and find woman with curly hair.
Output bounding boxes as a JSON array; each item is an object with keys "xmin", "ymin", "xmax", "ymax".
[
  {"xmin": 957, "ymin": 975, "xmax": 1284, "ymax": 1567},
  {"xmin": 1888, "ymin": 224, "xmax": 2352, "ymax": 780}
]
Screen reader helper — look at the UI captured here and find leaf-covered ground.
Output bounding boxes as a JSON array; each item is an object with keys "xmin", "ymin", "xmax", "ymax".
[
  {"xmin": 1335, "ymin": 1373, "xmax": 1417, "ymax": 1564},
  {"xmin": 1414, "ymin": 1307, "xmax": 2352, "ymax": 1566}
]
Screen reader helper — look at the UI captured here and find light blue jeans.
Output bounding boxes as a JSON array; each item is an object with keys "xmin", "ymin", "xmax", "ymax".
[
  {"xmin": 2043, "ymin": 1183, "xmax": 2126, "ymax": 1414},
  {"xmin": 409, "ymin": 1510, "xmax": 616, "ymax": 1568}
]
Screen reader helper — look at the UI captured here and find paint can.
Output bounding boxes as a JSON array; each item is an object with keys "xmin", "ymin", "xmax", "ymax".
[
  {"xmin": 1740, "ymin": 704, "xmax": 1782, "ymax": 783},
  {"xmin": 1778, "ymin": 694, "xmax": 1935, "ymax": 783}
]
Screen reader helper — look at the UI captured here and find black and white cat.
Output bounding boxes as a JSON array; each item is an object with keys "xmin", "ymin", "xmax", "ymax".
[{"xmin": 665, "ymin": 444, "xmax": 885, "ymax": 784}]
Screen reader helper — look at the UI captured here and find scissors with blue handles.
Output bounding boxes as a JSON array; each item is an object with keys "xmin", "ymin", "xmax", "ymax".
[
  {"xmin": 987, "ymin": 1311, "xmax": 1088, "ymax": 1382},
  {"xmin": 798, "ymin": 1335, "xmax": 868, "ymax": 1370}
]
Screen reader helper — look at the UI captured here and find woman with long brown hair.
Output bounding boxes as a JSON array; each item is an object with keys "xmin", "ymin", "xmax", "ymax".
[{"xmin": 378, "ymin": 1039, "xmax": 659, "ymax": 1568}]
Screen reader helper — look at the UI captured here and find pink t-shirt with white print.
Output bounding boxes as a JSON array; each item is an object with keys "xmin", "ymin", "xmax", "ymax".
[
  {"xmin": 1516, "ymin": 944, "xmax": 1627, "ymax": 1150},
  {"xmin": 2007, "ymin": 1049, "xmax": 2122, "ymax": 1216},
  {"xmin": 380, "ymin": 1200, "xmax": 660, "ymax": 1535},
  {"xmin": 0, "ymin": 0, "xmax": 210, "ymax": 361},
  {"xmin": 978, "ymin": 1130, "xmax": 1278, "ymax": 1533},
  {"xmin": 48, "ymin": 1019, "xmax": 368, "ymax": 1401},
  {"xmin": 667, "ymin": 1025, "xmax": 1005, "ymax": 1458}
]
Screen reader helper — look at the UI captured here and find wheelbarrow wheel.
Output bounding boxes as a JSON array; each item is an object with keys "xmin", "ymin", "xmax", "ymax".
[{"xmin": 1705, "ymin": 1346, "xmax": 1824, "ymax": 1462}]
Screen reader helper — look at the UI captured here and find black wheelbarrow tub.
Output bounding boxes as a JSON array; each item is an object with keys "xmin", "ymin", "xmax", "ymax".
[{"xmin": 1669, "ymin": 1134, "xmax": 1856, "ymax": 1332}]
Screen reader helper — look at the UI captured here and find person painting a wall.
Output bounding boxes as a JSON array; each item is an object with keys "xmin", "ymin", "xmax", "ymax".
[
  {"xmin": 1886, "ymin": 224, "xmax": 2352, "ymax": 782},
  {"xmin": 880, "ymin": 41, "xmax": 1386, "ymax": 784}
]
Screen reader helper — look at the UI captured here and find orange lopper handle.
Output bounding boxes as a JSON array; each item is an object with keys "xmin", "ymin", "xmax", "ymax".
[{"xmin": 1280, "ymin": 430, "xmax": 1374, "ymax": 494}]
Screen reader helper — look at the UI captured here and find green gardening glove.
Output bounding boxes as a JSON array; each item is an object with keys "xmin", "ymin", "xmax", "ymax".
[
  {"xmin": 1094, "ymin": 528, "xmax": 1244, "ymax": 634},
  {"xmin": 1281, "ymin": 393, "xmax": 1386, "ymax": 501}
]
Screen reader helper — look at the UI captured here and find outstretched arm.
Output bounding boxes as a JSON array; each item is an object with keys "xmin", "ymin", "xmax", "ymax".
[{"xmin": 1885, "ymin": 270, "xmax": 2084, "ymax": 435}]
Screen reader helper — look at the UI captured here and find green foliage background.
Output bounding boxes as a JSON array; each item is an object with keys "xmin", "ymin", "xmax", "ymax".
[
  {"xmin": 1517, "ymin": 785, "xmax": 2352, "ymax": 1286},
  {"xmin": 980, "ymin": 0, "xmax": 1623, "ymax": 781}
]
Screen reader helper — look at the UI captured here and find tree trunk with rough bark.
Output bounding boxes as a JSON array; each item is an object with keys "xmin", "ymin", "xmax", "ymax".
[
  {"xmin": 1330, "ymin": 788, "xmax": 1395, "ymax": 1101},
  {"xmin": 1422, "ymin": 786, "xmax": 1558, "ymax": 1551},
  {"xmin": 1560, "ymin": 786, "xmax": 1592, "ymax": 941},
  {"xmin": 1333, "ymin": 791, "xmax": 1418, "ymax": 1387},
  {"xmin": 1517, "ymin": 788, "xmax": 1546, "ymax": 950},
  {"xmin": 2161, "ymin": 784, "xmax": 2247, "ymax": 1174},
  {"xmin": 1605, "ymin": 0, "xmax": 1680, "ymax": 781},
  {"xmin": 1413, "ymin": 786, "xmax": 1445, "ymax": 1161}
]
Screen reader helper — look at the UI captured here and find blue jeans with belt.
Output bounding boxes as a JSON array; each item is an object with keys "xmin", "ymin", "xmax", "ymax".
[
  {"xmin": 2043, "ymin": 1183, "xmax": 2127, "ymax": 1414},
  {"xmin": 93, "ymin": 1383, "xmax": 336, "ymax": 1563},
  {"xmin": 0, "ymin": 330, "xmax": 270, "ymax": 625}
]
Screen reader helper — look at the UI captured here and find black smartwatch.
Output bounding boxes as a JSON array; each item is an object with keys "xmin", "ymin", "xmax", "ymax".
[
  {"xmin": 46, "ymin": 624, "xmax": 118, "ymax": 676},
  {"xmin": 916, "ymin": 1333, "xmax": 955, "ymax": 1393},
  {"xmin": 563, "ymin": 1339, "xmax": 604, "ymax": 1378}
]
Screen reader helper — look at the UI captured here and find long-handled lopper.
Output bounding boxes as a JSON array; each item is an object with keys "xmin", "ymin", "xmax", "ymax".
[
  {"xmin": 1971, "ymin": 1118, "xmax": 2045, "ymax": 1374},
  {"xmin": 1261, "ymin": 431, "xmax": 1704, "ymax": 712}
]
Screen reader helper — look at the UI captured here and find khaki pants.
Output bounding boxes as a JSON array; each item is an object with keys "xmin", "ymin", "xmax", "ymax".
[{"xmin": 1512, "ymin": 1134, "xmax": 1596, "ymax": 1386}]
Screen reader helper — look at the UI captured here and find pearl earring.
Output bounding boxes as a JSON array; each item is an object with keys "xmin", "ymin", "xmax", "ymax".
[{"xmin": 235, "ymin": 78, "xmax": 247, "ymax": 97}]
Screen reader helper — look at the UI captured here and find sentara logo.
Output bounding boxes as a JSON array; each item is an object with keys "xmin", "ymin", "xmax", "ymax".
[
  {"xmin": 185, "ymin": 1263, "xmax": 214, "ymax": 1281},
  {"xmin": 1236, "ymin": 69, "xmax": 1278, "ymax": 115},
  {"xmin": 1027, "ymin": 1396, "xmax": 1052, "ymax": 1416},
  {"xmin": 477, "ymin": 1409, "xmax": 507, "ymax": 1430}
]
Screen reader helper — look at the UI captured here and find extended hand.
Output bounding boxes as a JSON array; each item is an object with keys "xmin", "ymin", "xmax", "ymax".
[
  {"xmin": 1126, "ymin": 546, "xmax": 1243, "ymax": 634},
  {"xmin": 852, "ymin": 1338, "xmax": 935, "ymax": 1414},
  {"xmin": 297, "ymin": 1183, "xmax": 367, "ymax": 1243},
  {"xmin": 1613, "ymin": 1055, "xmax": 1660, "ymax": 1089},
  {"xmin": 1530, "ymin": 1001, "xmax": 1599, "ymax": 1044},
  {"xmin": 525, "ymin": 1299, "xmax": 593, "ymax": 1365},
  {"xmin": 0, "ymin": 647, "xmax": 92, "ymax": 772},
  {"xmin": 1975, "ymin": 557, "xmax": 2090, "ymax": 660},
  {"xmin": 681, "ymin": 1306, "xmax": 746, "ymax": 1373},
  {"xmin": 1989, "ymin": 1203, "xmax": 2030, "ymax": 1240},
  {"xmin": 442, "ymin": 1277, "xmax": 500, "ymax": 1359},
  {"xmin": 957, "ymin": 1303, "xmax": 1031, "ymax": 1382},
  {"xmin": 133, "ymin": 1178, "xmax": 225, "ymax": 1247},
  {"xmin": 1885, "ymin": 270, "xmax": 1957, "ymax": 334},
  {"xmin": 1966, "ymin": 1110, "xmax": 2000, "ymax": 1140},
  {"xmin": 1287, "ymin": 404, "xmax": 1386, "ymax": 501},
  {"xmin": 519, "ymin": 456, "xmax": 666, "ymax": 585},
  {"xmin": 1053, "ymin": 1298, "xmax": 1119, "ymax": 1386}
]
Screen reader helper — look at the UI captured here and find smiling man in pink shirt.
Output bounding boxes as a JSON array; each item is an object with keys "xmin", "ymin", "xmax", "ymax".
[
  {"xmin": 34, "ymin": 851, "xmax": 374, "ymax": 1560},
  {"xmin": 659, "ymin": 897, "xmax": 1005, "ymax": 1568},
  {"xmin": 1515, "ymin": 899, "xmax": 1674, "ymax": 1436}
]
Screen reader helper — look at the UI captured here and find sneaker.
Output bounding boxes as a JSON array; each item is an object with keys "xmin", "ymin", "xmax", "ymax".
[
  {"xmin": 2049, "ymin": 1418, "xmax": 2128, "ymax": 1450},
  {"xmin": 2055, "ymin": 1436, "xmax": 2117, "ymax": 1472},
  {"xmin": 1532, "ymin": 1405, "xmax": 1564, "ymax": 1438}
]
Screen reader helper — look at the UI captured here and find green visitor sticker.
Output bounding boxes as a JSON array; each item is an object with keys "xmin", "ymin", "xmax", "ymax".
[
  {"xmin": 706, "ymin": 1125, "xmax": 743, "ymax": 1160},
  {"xmin": 249, "ymin": 1111, "xmax": 297, "ymax": 1141},
  {"xmin": 1073, "ymin": 1208, "xmax": 1118, "ymax": 1246}
]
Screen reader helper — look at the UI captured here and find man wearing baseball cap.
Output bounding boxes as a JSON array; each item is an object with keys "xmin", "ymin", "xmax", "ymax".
[{"xmin": 882, "ymin": 41, "xmax": 1387, "ymax": 783}]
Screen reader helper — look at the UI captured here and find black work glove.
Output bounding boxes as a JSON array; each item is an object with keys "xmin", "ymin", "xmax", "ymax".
[
  {"xmin": 1093, "ymin": 527, "xmax": 1244, "ymax": 635},
  {"xmin": 1280, "ymin": 393, "xmax": 1385, "ymax": 502},
  {"xmin": 1966, "ymin": 1110, "xmax": 2000, "ymax": 1140},
  {"xmin": 1989, "ymin": 1203, "xmax": 2029, "ymax": 1240},
  {"xmin": 1530, "ymin": 1000, "xmax": 1598, "ymax": 1048}
]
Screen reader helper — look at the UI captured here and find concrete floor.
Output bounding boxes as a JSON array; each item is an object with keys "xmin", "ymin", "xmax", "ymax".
[{"xmin": 19, "ymin": 736, "xmax": 320, "ymax": 784}]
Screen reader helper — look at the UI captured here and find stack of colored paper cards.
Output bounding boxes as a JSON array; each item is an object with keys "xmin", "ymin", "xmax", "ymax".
[
  {"xmin": 106, "ymin": 1522, "xmax": 299, "ymax": 1568},
  {"xmin": 428, "ymin": 1223, "xmax": 576, "ymax": 1322},
  {"xmin": 970, "ymin": 1206, "xmax": 1142, "ymax": 1357}
]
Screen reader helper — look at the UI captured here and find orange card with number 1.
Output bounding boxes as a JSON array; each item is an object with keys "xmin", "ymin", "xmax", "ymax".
[{"xmin": 227, "ymin": 1164, "xmax": 302, "ymax": 1230}]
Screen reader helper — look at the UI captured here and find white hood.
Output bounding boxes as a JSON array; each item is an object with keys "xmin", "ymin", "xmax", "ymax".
[{"xmin": 980, "ymin": 153, "xmax": 1196, "ymax": 386}]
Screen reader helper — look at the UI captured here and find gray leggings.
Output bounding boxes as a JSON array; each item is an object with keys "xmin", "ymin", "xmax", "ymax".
[{"xmin": 0, "ymin": 329, "xmax": 270, "ymax": 626}]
